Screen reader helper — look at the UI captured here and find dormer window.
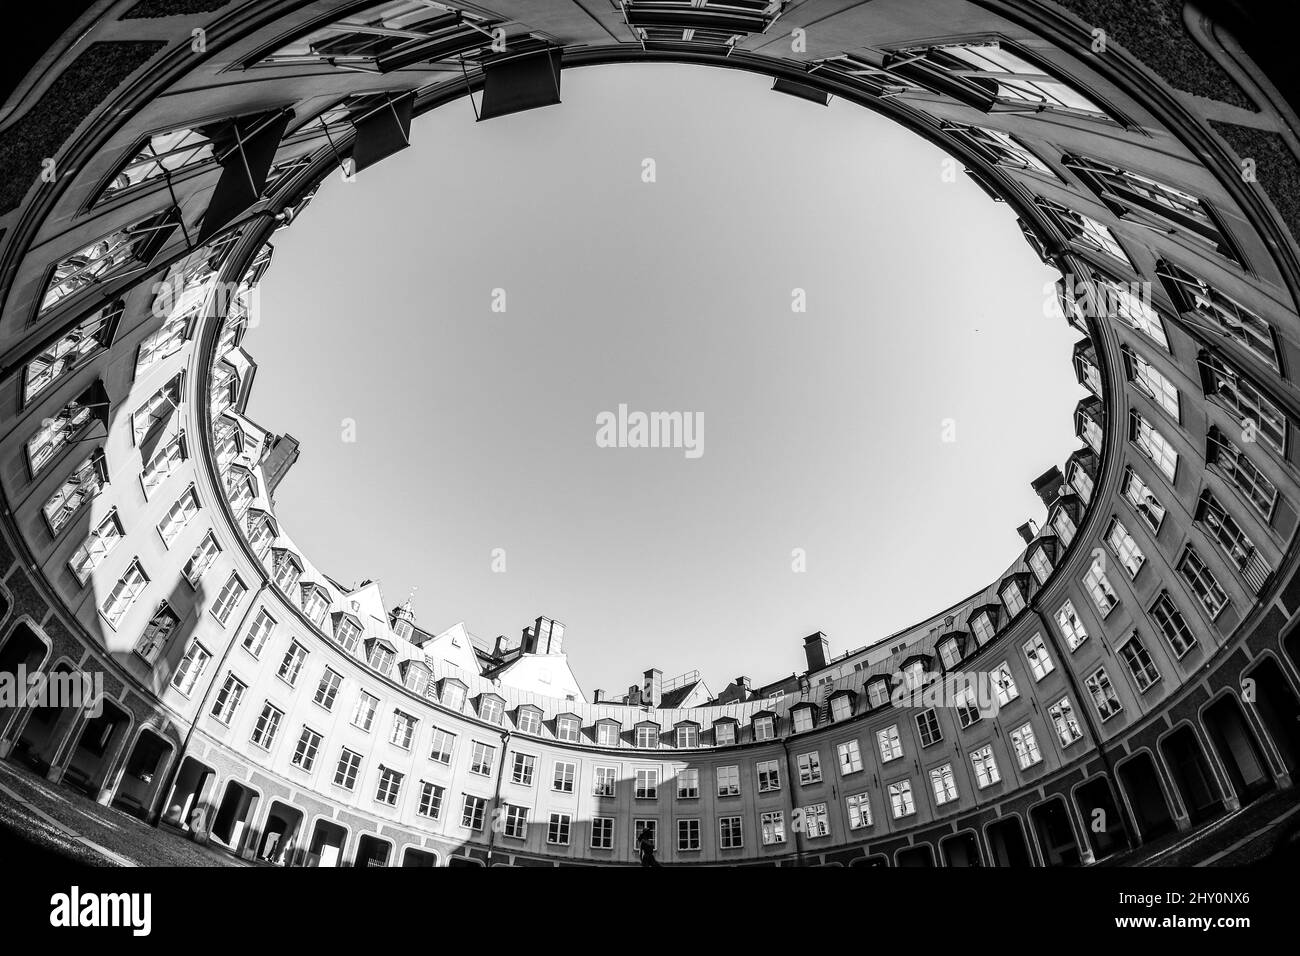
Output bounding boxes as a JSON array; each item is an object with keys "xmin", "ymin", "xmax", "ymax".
[
  {"xmin": 223, "ymin": 467, "xmax": 256, "ymax": 515},
  {"xmin": 1049, "ymin": 497, "xmax": 1083, "ymax": 548},
  {"xmin": 752, "ymin": 715, "xmax": 775, "ymax": 742},
  {"xmin": 516, "ymin": 707, "xmax": 542, "ymax": 735},
  {"xmin": 714, "ymin": 720, "xmax": 737, "ymax": 746},
  {"xmin": 272, "ymin": 550, "xmax": 301, "ymax": 592},
  {"xmin": 596, "ymin": 720, "xmax": 621, "ymax": 747},
  {"xmin": 393, "ymin": 618, "xmax": 412, "ymax": 641},
  {"xmin": 301, "ymin": 585, "xmax": 329, "ymax": 626},
  {"xmin": 478, "ymin": 695, "xmax": 505, "ymax": 725},
  {"xmin": 245, "ymin": 512, "xmax": 274, "ymax": 558},
  {"xmin": 1075, "ymin": 398, "xmax": 1104, "ymax": 454},
  {"xmin": 791, "ymin": 705, "xmax": 815, "ymax": 734},
  {"xmin": 366, "ymin": 639, "xmax": 395, "ymax": 676},
  {"xmin": 1072, "ymin": 339, "xmax": 1102, "ymax": 396},
  {"xmin": 439, "ymin": 679, "xmax": 466, "ymax": 712},
  {"xmin": 902, "ymin": 660, "xmax": 926, "ymax": 693},
  {"xmin": 1000, "ymin": 576, "xmax": 1028, "ymax": 617},
  {"xmin": 401, "ymin": 661, "xmax": 429, "ymax": 695},
  {"xmin": 1067, "ymin": 453, "xmax": 1097, "ymax": 503},
  {"xmin": 333, "ymin": 615, "xmax": 362, "ymax": 653},
  {"xmin": 675, "ymin": 723, "xmax": 699, "ymax": 748},
  {"xmin": 969, "ymin": 607, "xmax": 998, "ymax": 645},
  {"xmin": 556, "ymin": 715, "xmax": 581, "ymax": 743},
  {"xmin": 635, "ymin": 723, "xmax": 659, "ymax": 749},
  {"xmin": 829, "ymin": 693, "xmax": 854, "ymax": 722},
  {"xmin": 938, "ymin": 637, "xmax": 962, "ymax": 671},
  {"xmin": 866, "ymin": 679, "xmax": 891, "ymax": 710},
  {"xmin": 1029, "ymin": 548, "xmax": 1053, "ymax": 584}
]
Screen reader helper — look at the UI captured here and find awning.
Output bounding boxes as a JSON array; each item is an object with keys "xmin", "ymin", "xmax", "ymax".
[
  {"xmin": 478, "ymin": 48, "xmax": 561, "ymax": 121},
  {"xmin": 350, "ymin": 91, "xmax": 417, "ymax": 173},
  {"xmin": 772, "ymin": 78, "xmax": 829, "ymax": 106},
  {"xmin": 196, "ymin": 109, "xmax": 294, "ymax": 243},
  {"xmin": 129, "ymin": 206, "xmax": 184, "ymax": 265}
]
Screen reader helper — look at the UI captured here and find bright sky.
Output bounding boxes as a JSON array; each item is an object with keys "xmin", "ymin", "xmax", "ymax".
[{"xmin": 245, "ymin": 63, "xmax": 1085, "ymax": 698}]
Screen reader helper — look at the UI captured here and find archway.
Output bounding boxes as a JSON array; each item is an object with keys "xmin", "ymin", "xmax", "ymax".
[
  {"xmin": 402, "ymin": 847, "xmax": 439, "ymax": 867},
  {"xmin": 110, "ymin": 728, "xmax": 174, "ymax": 820},
  {"xmin": 896, "ymin": 844, "xmax": 935, "ymax": 867},
  {"xmin": 306, "ymin": 819, "xmax": 348, "ymax": 868},
  {"xmin": 257, "ymin": 800, "xmax": 305, "ymax": 865},
  {"xmin": 1159, "ymin": 726, "xmax": 1222, "ymax": 824},
  {"xmin": 1204, "ymin": 694, "xmax": 1273, "ymax": 804},
  {"xmin": 60, "ymin": 698, "xmax": 130, "ymax": 799},
  {"xmin": 940, "ymin": 832, "xmax": 982, "ymax": 867},
  {"xmin": 1116, "ymin": 752, "xmax": 1177, "ymax": 841},
  {"xmin": 1074, "ymin": 777, "xmax": 1129, "ymax": 860},
  {"xmin": 7, "ymin": 662, "xmax": 83, "ymax": 775},
  {"xmin": 353, "ymin": 834, "xmax": 392, "ymax": 867},
  {"xmin": 161, "ymin": 755, "xmax": 215, "ymax": 830},
  {"xmin": 0, "ymin": 622, "xmax": 48, "ymax": 744},
  {"xmin": 987, "ymin": 816, "xmax": 1033, "ymax": 867},
  {"xmin": 1030, "ymin": 798, "xmax": 1081, "ymax": 867},
  {"xmin": 211, "ymin": 780, "xmax": 258, "ymax": 854},
  {"xmin": 1244, "ymin": 657, "xmax": 1300, "ymax": 775}
]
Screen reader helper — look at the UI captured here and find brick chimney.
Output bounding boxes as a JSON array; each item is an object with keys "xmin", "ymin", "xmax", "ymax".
[
  {"xmin": 803, "ymin": 632, "xmax": 830, "ymax": 671},
  {"xmin": 627, "ymin": 684, "xmax": 642, "ymax": 706},
  {"xmin": 642, "ymin": 668, "xmax": 663, "ymax": 708},
  {"xmin": 592, "ymin": 689, "xmax": 604, "ymax": 704}
]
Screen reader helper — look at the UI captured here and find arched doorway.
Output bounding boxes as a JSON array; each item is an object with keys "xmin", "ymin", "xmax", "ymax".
[
  {"xmin": 1159, "ymin": 725, "xmax": 1221, "ymax": 824},
  {"xmin": 1030, "ymin": 798, "xmax": 1081, "ymax": 867},
  {"xmin": 8, "ymin": 662, "xmax": 84, "ymax": 775},
  {"xmin": 941, "ymin": 831, "xmax": 982, "ymax": 866},
  {"xmin": 0, "ymin": 622, "xmax": 49, "ymax": 744},
  {"xmin": 306, "ymin": 819, "xmax": 348, "ymax": 867},
  {"xmin": 257, "ymin": 800, "xmax": 305, "ymax": 865},
  {"xmin": 1117, "ymin": 752, "xmax": 1176, "ymax": 841},
  {"xmin": 1074, "ymin": 777, "xmax": 1129, "ymax": 859},
  {"xmin": 110, "ymin": 728, "xmax": 174, "ymax": 820},
  {"xmin": 211, "ymin": 780, "xmax": 258, "ymax": 854},
  {"xmin": 987, "ymin": 816, "xmax": 1033, "ymax": 867},
  {"xmin": 1203, "ymin": 694, "xmax": 1273, "ymax": 804},
  {"xmin": 402, "ymin": 847, "xmax": 439, "ymax": 867},
  {"xmin": 896, "ymin": 844, "xmax": 935, "ymax": 867},
  {"xmin": 354, "ymin": 834, "xmax": 392, "ymax": 867},
  {"xmin": 61, "ymin": 698, "xmax": 131, "ymax": 798},
  {"xmin": 1244, "ymin": 658, "xmax": 1300, "ymax": 775}
]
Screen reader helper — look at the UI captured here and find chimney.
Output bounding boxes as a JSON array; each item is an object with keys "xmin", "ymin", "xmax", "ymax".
[
  {"xmin": 1016, "ymin": 521, "xmax": 1037, "ymax": 544},
  {"xmin": 1031, "ymin": 467, "xmax": 1065, "ymax": 508},
  {"xmin": 642, "ymin": 668, "xmax": 663, "ymax": 708},
  {"xmin": 592, "ymin": 689, "xmax": 604, "ymax": 704},
  {"xmin": 493, "ymin": 635, "xmax": 510, "ymax": 657},
  {"xmin": 803, "ymin": 632, "xmax": 830, "ymax": 672},
  {"xmin": 520, "ymin": 622, "xmax": 537, "ymax": 655},
  {"xmin": 533, "ymin": 616, "xmax": 564, "ymax": 655},
  {"xmin": 735, "ymin": 676, "xmax": 750, "ymax": 692},
  {"xmin": 627, "ymin": 684, "xmax": 642, "ymax": 706}
]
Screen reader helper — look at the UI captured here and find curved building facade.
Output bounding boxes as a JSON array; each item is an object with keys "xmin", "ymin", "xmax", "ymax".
[{"xmin": 1, "ymin": 0, "xmax": 1299, "ymax": 867}]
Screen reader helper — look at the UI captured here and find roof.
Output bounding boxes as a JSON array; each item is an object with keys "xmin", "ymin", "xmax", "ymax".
[{"xmin": 659, "ymin": 680, "xmax": 703, "ymax": 709}]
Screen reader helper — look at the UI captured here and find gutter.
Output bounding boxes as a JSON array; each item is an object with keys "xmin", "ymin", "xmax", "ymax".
[{"xmin": 484, "ymin": 728, "xmax": 512, "ymax": 864}]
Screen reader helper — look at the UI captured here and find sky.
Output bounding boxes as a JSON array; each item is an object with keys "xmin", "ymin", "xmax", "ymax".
[{"xmin": 245, "ymin": 63, "xmax": 1085, "ymax": 698}]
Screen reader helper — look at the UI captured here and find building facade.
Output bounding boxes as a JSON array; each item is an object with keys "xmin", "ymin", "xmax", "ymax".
[{"xmin": 0, "ymin": 0, "xmax": 1299, "ymax": 866}]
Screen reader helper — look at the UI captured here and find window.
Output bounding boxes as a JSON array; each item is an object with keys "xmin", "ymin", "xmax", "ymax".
[
  {"xmin": 552, "ymin": 760, "xmax": 576, "ymax": 793},
  {"xmin": 1208, "ymin": 427, "xmax": 1278, "ymax": 519},
  {"xmin": 635, "ymin": 724, "xmax": 659, "ymax": 748},
  {"xmin": 210, "ymin": 573, "xmax": 246, "ymax": 625},
  {"xmin": 417, "ymin": 782, "xmax": 444, "ymax": 819},
  {"xmin": 27, "ymin": 397, "xmax": 95, "ymax": 476},
  {"xmin": 875, "ymin": 725, "xmax": 902, "ymax": 763},
  {"xmin": 596, "ymin": 722, "xmax": 621, "ymax": 747},
  {"xmin": 366, "ymin": 641, "xmax": 395, "ymax": 676},
  {"xmin": 938, "ymin": 638, "xmax": 961, "ymax": 670},
  {"xmin": 713, "ymin": 722, "xmax": 736, "ymax": 746},
  {"xmin": 635, "ymin": 767, "xmax": 659, "ymax": 799},
  {"xmin": 1131, "ymin": 411, "xmax": 1178, "ymax": 483},
  {"xmin": 1049, "ymin": 698, "xmax": 1083, "ymax": 746},
  {"xmin": 792, "ymin": 708, "xmax": 815, "ymax": 734},
  {"xmin": 1119, "ymin": 635, "xmax": 1161, "ymax": 692},
  {"xmin": 756, "ymin": 760, "xmax": 780, "ymax": 793},
  {"xmin": 1011, "ymin": 723, "xmax": 1042, "ymax": 769},
  {"xmin": 273, "ymin": 551, "xmax": 302, "ymax": 592},
  {"xmin": 469, "ymin": 741, "xmax": 495, "ymax": 776},
  {"xmin": 970, "ymin": 746, "xmax": 1002, "ymax": 788},
  {"xmin": 632, "ymin": 820, "xmax": 657, "ymax": 851},
  {"xmin": 797, "ymin": 751, "xmax": 823, "ymax": 784},
  {"xmin": 24, "ymin": 303, "xmax": 119, "ymax": 403},
  {"xmin": 352, "ymin": 692, "xmax": 378, "ymax": 732},
  {"xmin": 182, "ymin": 532, "xmax": 220, "ymax": 585},
  {"xmin": 70, "ymin": 512, "xmax": 123, "ymax": 585},
  {"xmin": 1002, "ymin": 582, "xmax": 1026, "ymax": 617},
  {"xmin": 867, "ymin": 679, "xmax": 891, "ymax": 709},
  {"xmin": 678, "ymin": 819, "xmax": 701, "ymax": 851},
  {"xmin": 251, "ymin": 702, "xmax": 284, "ymax": 749},
  {"xmin": 43, "ymin": 453, "xmax": 105, "ymax": 535},
  {"xmin": 1053, "ymin": 506, "xmax": 1077, "ymax": 546},
  {"xmin": 136, "ymin": 303, "xmax": 194, "ymax": 376},
  {"xmin": 1199, "ymin": 491, "xmax": 1270, "ymax": 589},
  {"xmin": 1122, "ymin": 347, "xmax": 1181, "ymax": 422},
  {"xmin": 838, "ymin": 740, "xmax": 864, "ymax": 775},
  {"xmin": 1161, "ymin": 260, "xmax": 1279, "ymax": 371},
  {"xmin": 1200, "ymin": 353, "xmax": 1286, "ymax": 455},
  {"xmin": 131, "ymin": 376, "xmax": 182, "ymax": 446},
  {"xmin": 1083, "ymin": 559, "xmax": 1120, "ymax": 617},
  {"xmin": 375, "ymin": 768, "xmax": 403, "ymax": 806},
  {"xmin": 1069, "ymin": 459, "xmax": 1096, "ymax": 502},
  {"xmin": 210, "ymin": 673, "xmax": 246, "ymax": 724},
  {"xmin": 333, "ymin": 617, "xmax": 361, "ymax": 652},
  {"xmin": 273, "ymin": 641, "xmax": 306, "ymax": 687},
  {"xmin": 945, "ymin": 123, "xmax": 1051, "ymax": 172},
  {"xmin": 761, "ymin": 810, "xmax": 787, "ymax": 844},
  {"xmin": 591, "ymin": 818, "xmax": 614, "ymax": 849},
  {"xmin": 913, "ymin": 42, "xmax": 1108, "ymax": 116},
  {"xmin": 915, "ymin": 709, "xmax": 943, "ymax": 747},
  {"xmin": 241, "ymin": 610, "xmax": 275, "ymax": 657},
  {"xmin": 719, "ymin": 816, "xmax": 744, "ymax": 849},
  {"xmin": 478, "ymin": 696, "xmax": 505, "ymax": 725},
  {"xmin": 170, "ymin": 641, "xmax": 210, "ymax": 696},
  {"xmin": 1097, "ymin": 276, "xmax": 1170, "ymax": 349},
  {"xmin": 511, "ymin": 752, "xmax": 535, "ymax": 786},
  {"xmin": 1123, "ymin": 467, "xmax": 1166, "ymax": 532},
  {"xmin": 335, "ymin": 749, "xmax": 362, "ymax": 790},
  {"xmin": 429, "ymin": 727, "xmax": 455, "ymax": 764},
  {"xmin": 1106, "ymin": 518, "xmax": 1145, "ymax": 579},
  {"xmin": 931, "ymin": 763, "xmax": 958, "ymax": 804},
  {"xmin": 556, "ymin": 715, "xmax": 581, "ymax": 742},
  {"xmin": 157, "ymin": 489, "xmax": 199, "ymax": 546},
  {"xmin": 439, "ymin": 680, "xmax": 466, "ymax": 712},
  {"xmin": 970, "ymin": 611, "xmax": 997, "ymax": 645},
  {"xmin": 888, "ymin": 781, "xmax": 915, "ymax": 819},
  {"xmin": 101, "ymin": 559, "xmax": 148, "ymax": 627},
  {"xmin": 677, "ymin": 768, "xmax": 699, "ymax": 799},
  {"xmin": 390, "ymin": 710, "xmax": 416, "ymax": 750},
  {"xmin": 1151, "ymin": 592, "xmax": 1198, "ymax": 658},
  {"xmin": 292, "ymin": 727, "xmax": 321, "ymax": 771},
  {"xmin": 97, "ymin": 126, "xmax": 214, "ymax": 202},
  {"xmin": 1086, "ymin": 667, "xmax": 1123, "ymax": 721},
  {"xmin": 1178, "ymin": 547, "xmax": 1229, "ymax": 618},
  {"xmin": 801, "ymin": 802, "xmax": 831, "ymax": 838},
  {"xmin": 141, "ymin": 433, "xmax": 185, "ymax": 498},
  {"xmin": 1057, "ymin": 600, "xmax": 1089, "ymax": 650},
  {"xmin": 752, "ymin": 715, "xmax": 775, "ymax": 741},
  {"xmin": 830, "ymin": 695, "xmax": 853, "ymax": 722},
  {"xmin": 1028, "ymin": 546, "xmax": 1053, "ymax": 586},
  {"xmin": 501, "ymin": 805, "xmax": 528, "ymax": 839},
  {"xmin": 314, "ymin": 668, "xmax": 342, "ymax": 710},
  {"xmin": 460, "ymin": 794, "xmax": 486, "ymax": 831},
  {"xmin": 301, "ymin": 586, "xmax": 329, "ymax": 627},
  {"xmin": 992, "ymin": 662, "xmax": 1019, "ymax": 706},
  {"xmin": 547, "ymin": 813, "xmax": 572, "ymax": 846},
  {"xmin": 593, "ymin": 766, "xmax": 617, "ymax": 798}
]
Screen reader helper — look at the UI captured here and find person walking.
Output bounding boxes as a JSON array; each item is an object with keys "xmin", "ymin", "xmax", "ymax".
[{"xmin": 638, "ymin": 827, "xmax": 660, "ymax": 867}]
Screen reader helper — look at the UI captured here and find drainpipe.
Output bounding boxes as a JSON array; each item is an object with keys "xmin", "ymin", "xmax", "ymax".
[
  {"xmin": 779, "ymin": 737, "xmax": 805, "ymax": 867},
  {"xmin": 1031, "ymin": 604, "xmax": 1139, "ymax": 854},
  {"xmin": 151, "ymin": 580, "xmax": 268, "ymax": 828},
  {"xmin": 484, "ymin": 728, "xmax": 511, "ymax": 864}
]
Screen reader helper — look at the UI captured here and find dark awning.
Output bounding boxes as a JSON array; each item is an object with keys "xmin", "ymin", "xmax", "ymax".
[
  {"xmin": 350, "ymin": 92, "xmax": 416, "ymax": 173},
  {"xmin": 77, "ymin": 378, "xmax": 112, "ymax": 429},
  {"xmin": 881, "ymin": 53, "xmax": 999, "ymax": 111},
  {"xmin": 478, "ymin": 48, "xmax": 561, "ymax": 121},
  {"xmin": 129, "ymin": 206, "xmax": 184, "ymax": 265},
  {"xmin": 772, "ymin": 78, "xmax": 829, "ymax": 106},
  {"xmin": 196, "ymin": 109, "xmax": 293, "ymax": 243}
]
